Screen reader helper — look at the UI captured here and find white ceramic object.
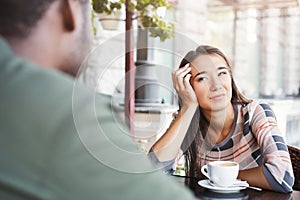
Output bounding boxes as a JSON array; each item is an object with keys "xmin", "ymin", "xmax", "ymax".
[
  {"xmin": 201, "ymin": 161, "xmax": 239, "ymax": 187},
  {"xmin": 98, "ymin": 10, "xmax": 122, "ymax": 30},
  {"xmin": 198, "ymin": 179, "xmax": 247, "ymax": 193}
]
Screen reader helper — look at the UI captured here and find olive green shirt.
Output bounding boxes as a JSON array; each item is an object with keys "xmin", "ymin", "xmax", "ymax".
[{"xmin": 0, "ymin": 37, "xmax": 196, "ymax": 200}]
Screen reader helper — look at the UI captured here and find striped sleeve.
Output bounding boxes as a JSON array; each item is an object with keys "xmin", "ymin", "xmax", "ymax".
[
  {"xmin": 250, "ymin": 102, "xmax": 294, "ymax": 192},
  {"xmin": 148, "ymin": 148, "xmax": 175, "ymax": 172}
]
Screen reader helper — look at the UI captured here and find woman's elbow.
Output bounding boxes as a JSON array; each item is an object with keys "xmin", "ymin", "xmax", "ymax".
[{"xmin": 271, "ymin": 176, "xmax": 294, "ymax": 193}]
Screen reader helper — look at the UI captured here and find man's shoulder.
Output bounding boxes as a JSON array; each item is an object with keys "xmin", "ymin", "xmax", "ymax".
[{"xmin": 0, "ymin": 47, "xmax": 100, "ymax": 130}]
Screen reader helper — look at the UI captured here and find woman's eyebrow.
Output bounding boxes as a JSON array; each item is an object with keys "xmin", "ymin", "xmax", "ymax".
[
  {"xmin": 193, "ymin": 71, "xmax": 207, "ymax": 78},
  {"xmin": 218, "ymin": 66, "xmax": 229, "ymax": 70}
]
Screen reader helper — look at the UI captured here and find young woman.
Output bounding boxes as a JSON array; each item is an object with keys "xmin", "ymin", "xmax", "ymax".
[{"xmin": 151, "ymin": 45, "xmax": 294, "ymax": 193}]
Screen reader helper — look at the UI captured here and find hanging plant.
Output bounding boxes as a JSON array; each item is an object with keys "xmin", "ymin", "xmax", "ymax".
[{"xmin": 92, "ymin": 0, "xmax": 175, "ymax": 41}]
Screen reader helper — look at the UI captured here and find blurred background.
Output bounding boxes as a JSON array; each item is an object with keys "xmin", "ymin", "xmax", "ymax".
[{"xmin": 84, "ymin": 0, "xmax": 300, "ymax": 149}]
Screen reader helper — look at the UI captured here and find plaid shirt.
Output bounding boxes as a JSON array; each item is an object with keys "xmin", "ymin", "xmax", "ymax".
[{"xmin": 194, "ymin": 100, "xmax": 294, "ymax": 192}]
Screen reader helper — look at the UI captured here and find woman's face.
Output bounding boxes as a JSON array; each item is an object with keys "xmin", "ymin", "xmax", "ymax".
[{"xmin": 190, "ymin": 54, "xmax": 232, "ymax": 112}]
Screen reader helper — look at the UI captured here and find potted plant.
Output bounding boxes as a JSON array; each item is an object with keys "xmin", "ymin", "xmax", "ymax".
[
  {"xmin": 92, "ymin": 0, "xmax": 123, "ymax": 30},
  {"xmin": 92, "ymin": 0, "xmax": 175, "ymax": 41}
]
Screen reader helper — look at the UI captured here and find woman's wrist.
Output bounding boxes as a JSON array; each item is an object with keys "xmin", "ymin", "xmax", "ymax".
[{"xmin": 180, "ymin": 103, "xmax": 198, "ymax": 114}]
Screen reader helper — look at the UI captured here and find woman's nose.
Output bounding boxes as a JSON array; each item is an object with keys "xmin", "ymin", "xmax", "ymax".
[{"xmin": 210, "ymin": 75, "xmax": 222, "ymax": 91}]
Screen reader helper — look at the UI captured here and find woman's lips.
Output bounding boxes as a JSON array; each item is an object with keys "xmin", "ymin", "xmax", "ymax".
[{"xmin": 210, "ymin": 93, "xmax": 225, "ymax": 100}]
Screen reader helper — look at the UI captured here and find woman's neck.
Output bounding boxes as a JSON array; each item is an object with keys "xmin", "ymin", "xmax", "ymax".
[{"xmin": 202, "ymin": 104, "xmax": 235, "ymax": 144}]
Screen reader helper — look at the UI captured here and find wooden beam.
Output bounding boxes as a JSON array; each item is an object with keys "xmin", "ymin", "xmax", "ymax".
[{"xmin": 125, "ymin": 0, "xmax": 135, "ymax": 134}]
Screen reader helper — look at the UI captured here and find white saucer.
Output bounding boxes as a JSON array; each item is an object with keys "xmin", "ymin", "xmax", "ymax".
[{"xmin": 198, "ymin": 179, "xmax": 247, "ymax": 193}]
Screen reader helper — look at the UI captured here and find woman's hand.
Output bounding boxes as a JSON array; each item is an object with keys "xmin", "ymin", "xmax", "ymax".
[{"xmin": 172, "ymin": 64, "xmax": 198, "ymax": 110}]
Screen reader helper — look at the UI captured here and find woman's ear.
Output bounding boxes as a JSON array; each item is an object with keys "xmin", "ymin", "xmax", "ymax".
[{"xmin": 60, "ymin": 0, "xmax": 75, "ymax": 31}]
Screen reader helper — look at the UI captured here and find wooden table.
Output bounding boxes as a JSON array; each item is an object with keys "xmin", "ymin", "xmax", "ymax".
[{"xmin": 173, "ymin": 175, "xmax": 300, "ymax": 199}]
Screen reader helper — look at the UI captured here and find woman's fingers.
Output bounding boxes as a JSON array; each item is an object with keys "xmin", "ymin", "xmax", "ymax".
[
  {"xmin": 183, "ymin": 73, "xmax": 192, "ymax": 88},
  {"xmin": 172, "ymin": 64, "xmax": 189, "ymax": 79},
  {"xmin": 172, "ymin": 64, "xmax": 191, "ymax": 87},
  {"xmin": 183, "ymin": 73, "xmax": 197, "ymax": 100},
  {"xmin": 172, "ymin": 64, "xmax": 197, "ymax": 104},
  {"xmin": 172, "ymin": 64, "xmax": 191, "ymax": 82}
]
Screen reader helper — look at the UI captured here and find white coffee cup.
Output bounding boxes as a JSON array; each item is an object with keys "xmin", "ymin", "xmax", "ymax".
[{"xmin": 201, "ymin": 160, "xmax": 239, "ymax": 187}]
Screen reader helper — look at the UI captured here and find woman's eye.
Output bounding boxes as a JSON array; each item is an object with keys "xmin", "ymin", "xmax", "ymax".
[
  {"xmin": 218, "ymin": 71, "xmax": 227, "ymax": 76},
  {"xmin": 197, "ymin": 77, "xmax": 208, "ymax": 81}
]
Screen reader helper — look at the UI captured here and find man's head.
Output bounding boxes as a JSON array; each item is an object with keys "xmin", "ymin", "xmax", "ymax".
[{"xmin": 0, "ymin": 0, "xmax": 92, "ymax": 76}]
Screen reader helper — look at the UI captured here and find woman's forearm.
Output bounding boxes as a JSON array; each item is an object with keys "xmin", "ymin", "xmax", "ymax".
[
  {"xmin": 238, "ymin": 166, "xmax": 272, "ymax": 190},
  {"xmin": 152, "ymin": 105, "xmax": 197, "ymax": 162}
]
